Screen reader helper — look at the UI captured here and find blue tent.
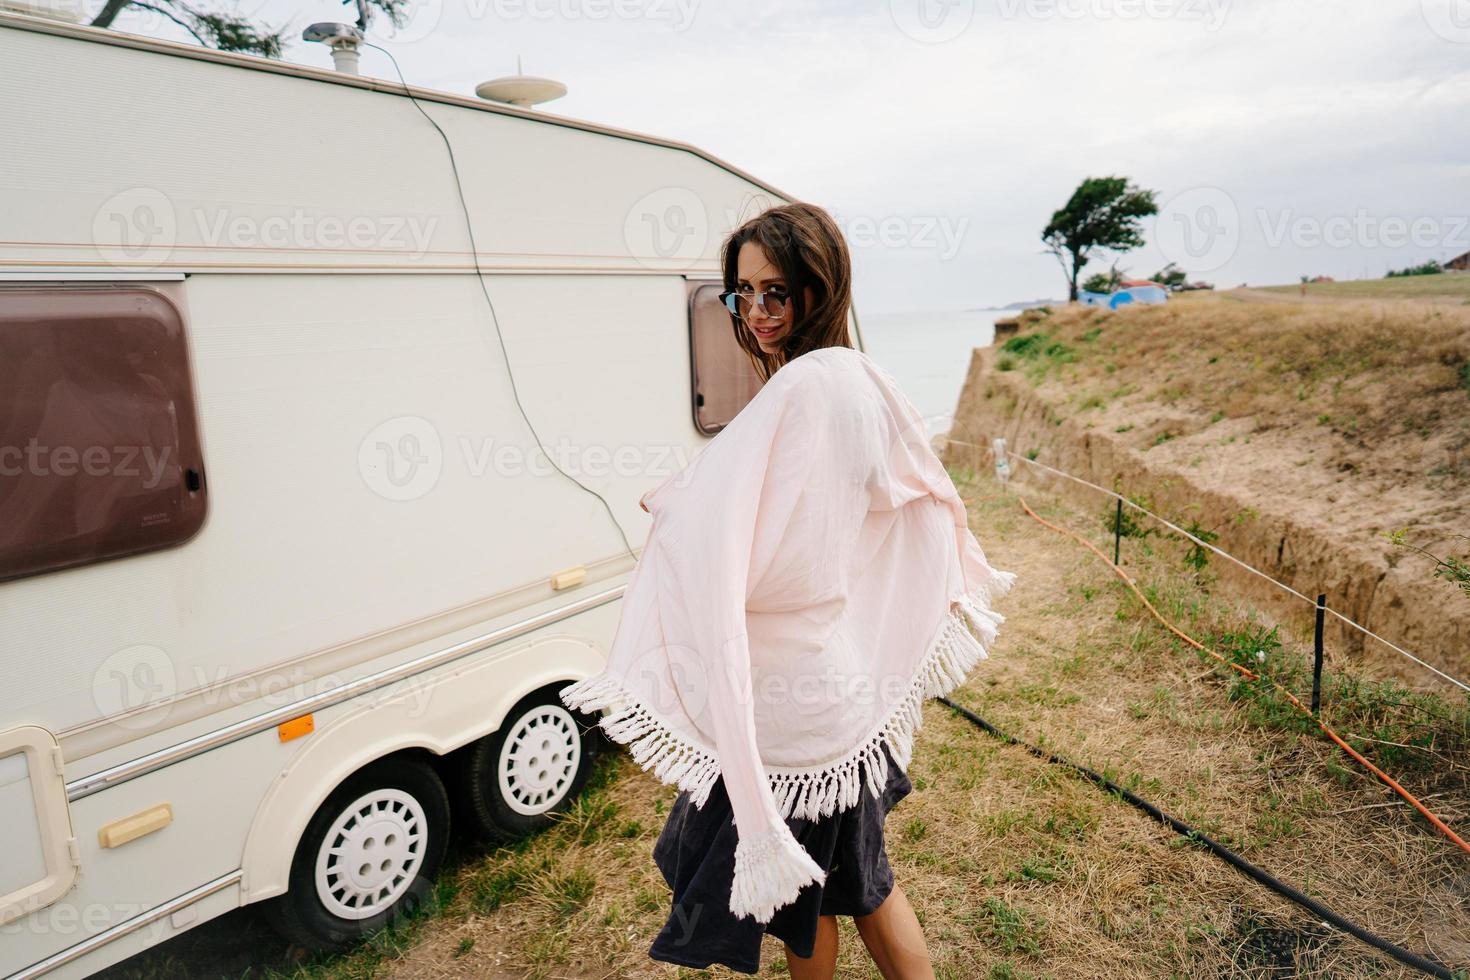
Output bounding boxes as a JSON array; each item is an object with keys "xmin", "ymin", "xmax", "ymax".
[
  {"xmin": 1077, "ymin": 285, "xmax": 1170, "ymax": 309},
  {"xmin": 1108, "ymin": 284, "xmax": 1168, "ymax": 308}
]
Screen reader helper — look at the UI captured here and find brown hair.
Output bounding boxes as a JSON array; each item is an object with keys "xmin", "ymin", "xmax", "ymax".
[{"xmin": 720, "ymin": 202, "xmax": 854, "ymax": 382}]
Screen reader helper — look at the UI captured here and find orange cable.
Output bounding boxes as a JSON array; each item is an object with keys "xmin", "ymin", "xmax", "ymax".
[{"xmin": 1012, "ymin": 493, "xmax": 1470, "ymax": 860}]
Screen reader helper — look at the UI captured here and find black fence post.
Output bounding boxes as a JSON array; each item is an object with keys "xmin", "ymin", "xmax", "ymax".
[
  {"xmin": 1113, "ymin": 498, "xmax": 1123, "ymax": 566},
  {"xmin": 1311, "ymin": 593, "xmax": 1326, "ymax": 714}
]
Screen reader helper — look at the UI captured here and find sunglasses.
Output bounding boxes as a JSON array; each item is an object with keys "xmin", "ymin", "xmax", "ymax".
[{"xmin": 718, "ymin": 287, "xmax": 790, "ymax": 321}]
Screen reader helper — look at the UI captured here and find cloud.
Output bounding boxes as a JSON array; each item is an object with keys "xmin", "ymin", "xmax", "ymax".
[{"xmin": 102, "ymin": 0, "xmax": 1470, "ymax": 309}]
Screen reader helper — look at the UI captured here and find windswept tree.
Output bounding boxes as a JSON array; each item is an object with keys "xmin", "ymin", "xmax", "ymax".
[
  {"xmin": 89, "ymin": 0, "xmax": 409, "ymax": 58},
  {"xmin": 1042, "ymin": 176, "xmax": 1158, "ymax": 302}
]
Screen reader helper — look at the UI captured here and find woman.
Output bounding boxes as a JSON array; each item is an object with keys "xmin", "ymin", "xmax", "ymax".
[
  {"xmin": 718, "ymin": 201, "xmax": 854, "ymax": 379},
  {"xmin": 562, "ymin": 202, "xmax": 1015, "ymax": 978}
]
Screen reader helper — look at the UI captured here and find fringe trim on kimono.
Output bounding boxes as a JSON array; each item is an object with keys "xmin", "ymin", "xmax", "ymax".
[
  {"xmin": 730, "ymin": 825, "xmax": 828, "ymax": 923},
  {"xmin": 559, "ymin": 567, "xmax": 1019, "ymax": 823}
]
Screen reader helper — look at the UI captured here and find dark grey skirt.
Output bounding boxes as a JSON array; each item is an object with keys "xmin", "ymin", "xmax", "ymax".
[{"xmin": 647, "ymin": 740, "xmax": 913, "ymax": 975}]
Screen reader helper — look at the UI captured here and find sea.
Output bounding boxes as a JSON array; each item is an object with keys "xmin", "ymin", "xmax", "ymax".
[{"xmin": 855, "ymin": 308, "xmax": 1011, "ymax": 438}]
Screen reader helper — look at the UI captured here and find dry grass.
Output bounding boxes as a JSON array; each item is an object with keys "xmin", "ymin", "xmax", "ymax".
[
  {"xmin": 1244, "ymin": 271, "xmax": 1470, "ymax": 307},
  {"xmin": 997, "ymin": 292, "xmax": 1470, "ymax": 468},
  {"xmin": 213, "ymin": 473, "xmax": 1469, "ymax": 980}
]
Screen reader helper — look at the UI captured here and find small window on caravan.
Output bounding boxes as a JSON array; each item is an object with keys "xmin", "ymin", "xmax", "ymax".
[
  {"xmin": 0, "ymin": 286, "xmax": 207, "ymax": 583},
  {"xmin": 687, "ymin": 280, "xmax": 763, "ymax": 434}
]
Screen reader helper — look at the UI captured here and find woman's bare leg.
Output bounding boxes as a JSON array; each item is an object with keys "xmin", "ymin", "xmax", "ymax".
[
  {"xmin": 853, "ymin": 883, "xmax": 935, "ymax": 980},
  {"xmin": 783, "ymin": 914, "xmax": 838, "ymax": 980}
]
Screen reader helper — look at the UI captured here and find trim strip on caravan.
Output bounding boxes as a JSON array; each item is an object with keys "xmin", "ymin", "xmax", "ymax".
[
  {"xmin": 7, "ymin": 870, "xmax": 242, "ymax": 980},
  {"xmin": 64, "ymin": 585, "xmax": 625, "ymax": 802},
  {"xmin": 59, "ymin": 549, "xmax": 643, "ymax": 750},
  {"xmin": 0, "ymin": 257, "xmax": 726, "ymax": 275},
  {"xmin": 0, "ymin": 271, "xmax": 186, "ymax": 281}
]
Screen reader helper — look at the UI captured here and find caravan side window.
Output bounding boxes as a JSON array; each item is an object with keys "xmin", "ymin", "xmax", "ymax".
[
  {"xmin": 0, "ymin": 286, "xmax": 207, "ymax": 583},
  {"xmin": 687, "ymin": 281, "xmax": 763, "ymax": 434}
]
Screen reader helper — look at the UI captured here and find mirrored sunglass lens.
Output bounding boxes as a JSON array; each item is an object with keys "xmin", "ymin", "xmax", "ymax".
[{"xmin": 765, "ymin": 292, "xmax": 788, "ymax": 316}]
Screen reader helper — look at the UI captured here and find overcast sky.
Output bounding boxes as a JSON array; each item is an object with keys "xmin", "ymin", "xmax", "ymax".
[{"xmin": 84, "ymin": 0, "xmax": 1470, "ymax": 312}]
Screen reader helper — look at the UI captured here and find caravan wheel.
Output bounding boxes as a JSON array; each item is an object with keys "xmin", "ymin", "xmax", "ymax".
[
  {"xmin": 261, "ymin": 756, "xmax": 450, "ymax": 952},
  {"xmin": 451, "ymin": 689, "xmax": 597, "ymax": 841}
]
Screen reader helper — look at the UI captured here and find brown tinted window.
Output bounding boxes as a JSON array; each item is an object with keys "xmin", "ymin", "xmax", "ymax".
[
  {"xmin": 0, "ymin": 287, "xmax": 207, "ymax": 583},
  {"xmin": 688, "ymin": 281, "xmax": 763, "ymax": 434}
]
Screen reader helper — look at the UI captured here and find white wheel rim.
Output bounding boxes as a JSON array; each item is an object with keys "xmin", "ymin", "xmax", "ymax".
[
  {"xmin": 497, "ymin": 704, "xmax": 582, "ymax": 816},
  {"xmin": 314, "ymin": 788, "xmax": 427, "ymax": 920}
]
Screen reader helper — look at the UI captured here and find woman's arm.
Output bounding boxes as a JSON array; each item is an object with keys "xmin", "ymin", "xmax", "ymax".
[{"xmin": 651, "ymin": 364, "xmax": 828, "ymax": 922}]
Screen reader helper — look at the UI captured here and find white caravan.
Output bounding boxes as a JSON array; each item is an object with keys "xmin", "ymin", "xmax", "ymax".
[{"xmin": 0, "ymin": 10, "xmax": 867, "ymax": 977}]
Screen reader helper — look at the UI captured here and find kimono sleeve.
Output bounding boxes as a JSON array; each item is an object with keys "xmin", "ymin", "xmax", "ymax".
[
  {"xmin": 884, "ymin": 380, "xmax": 1018, "ymax": 609},
  {"xmin": 652, "ymin": 366, "xmax": 828, "ymax": 924}
]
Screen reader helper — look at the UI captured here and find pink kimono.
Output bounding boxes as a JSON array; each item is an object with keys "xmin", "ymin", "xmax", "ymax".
[{"xmin": 561, "ymin": 344, "xmax": 1016, "ymax": 923}]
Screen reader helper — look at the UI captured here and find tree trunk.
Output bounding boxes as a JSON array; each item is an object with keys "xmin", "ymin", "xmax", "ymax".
[{"xmin": 91, "ymin": 0, "xmax": 132, "ymax": 28}]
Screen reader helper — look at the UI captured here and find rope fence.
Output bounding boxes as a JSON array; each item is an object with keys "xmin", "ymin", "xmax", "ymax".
[
  {"xmin": 933, "ymin": 442, "xmax": 1470, "ymax": 973},
  {"xmin": 1004, "ymin": 490, "xmax": 1470, "ymax": 859},
  {"xmin": 944, "ymin": 437, "xmax": 1470, "ymax": 695}
]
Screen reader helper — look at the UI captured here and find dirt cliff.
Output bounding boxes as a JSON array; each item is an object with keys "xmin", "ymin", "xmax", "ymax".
[{"xmin": 942, "ymin": 294, "xmax": 1470, "ymax": 691}]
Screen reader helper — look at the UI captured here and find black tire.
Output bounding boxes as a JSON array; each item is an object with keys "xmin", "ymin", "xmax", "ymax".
[
  {"xmin": 260, "ymin": 755, "xmax": 450, "ymax": 952},
  {"xmin": 449, "ymin": 687, "xmax": 599, "ymax": 843}
]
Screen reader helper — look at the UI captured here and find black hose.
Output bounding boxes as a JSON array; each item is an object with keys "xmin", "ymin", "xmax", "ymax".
[{"xmin": 936, "ymin": 696, "xmax": 1459, "ymax": 980}]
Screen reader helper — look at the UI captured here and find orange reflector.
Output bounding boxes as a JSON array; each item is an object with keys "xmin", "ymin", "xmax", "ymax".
[{"xmin": 278, "ymin": 714, "xmax": 314, "ymax": 742}]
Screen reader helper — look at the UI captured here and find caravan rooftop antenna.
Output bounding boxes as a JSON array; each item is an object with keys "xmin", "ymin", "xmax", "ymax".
[{"xmin": 475, "ymin": 56, "xmax": 567, "ymax": 108}]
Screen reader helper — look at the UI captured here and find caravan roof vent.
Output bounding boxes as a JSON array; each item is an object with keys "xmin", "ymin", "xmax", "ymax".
[
  {"xmin": 475, "ymin": 57, "xmax": 567, "ymax": 108},
  {"xmin": 303, "ymin": 21, "xmax": 365, "ymax": 75}
]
